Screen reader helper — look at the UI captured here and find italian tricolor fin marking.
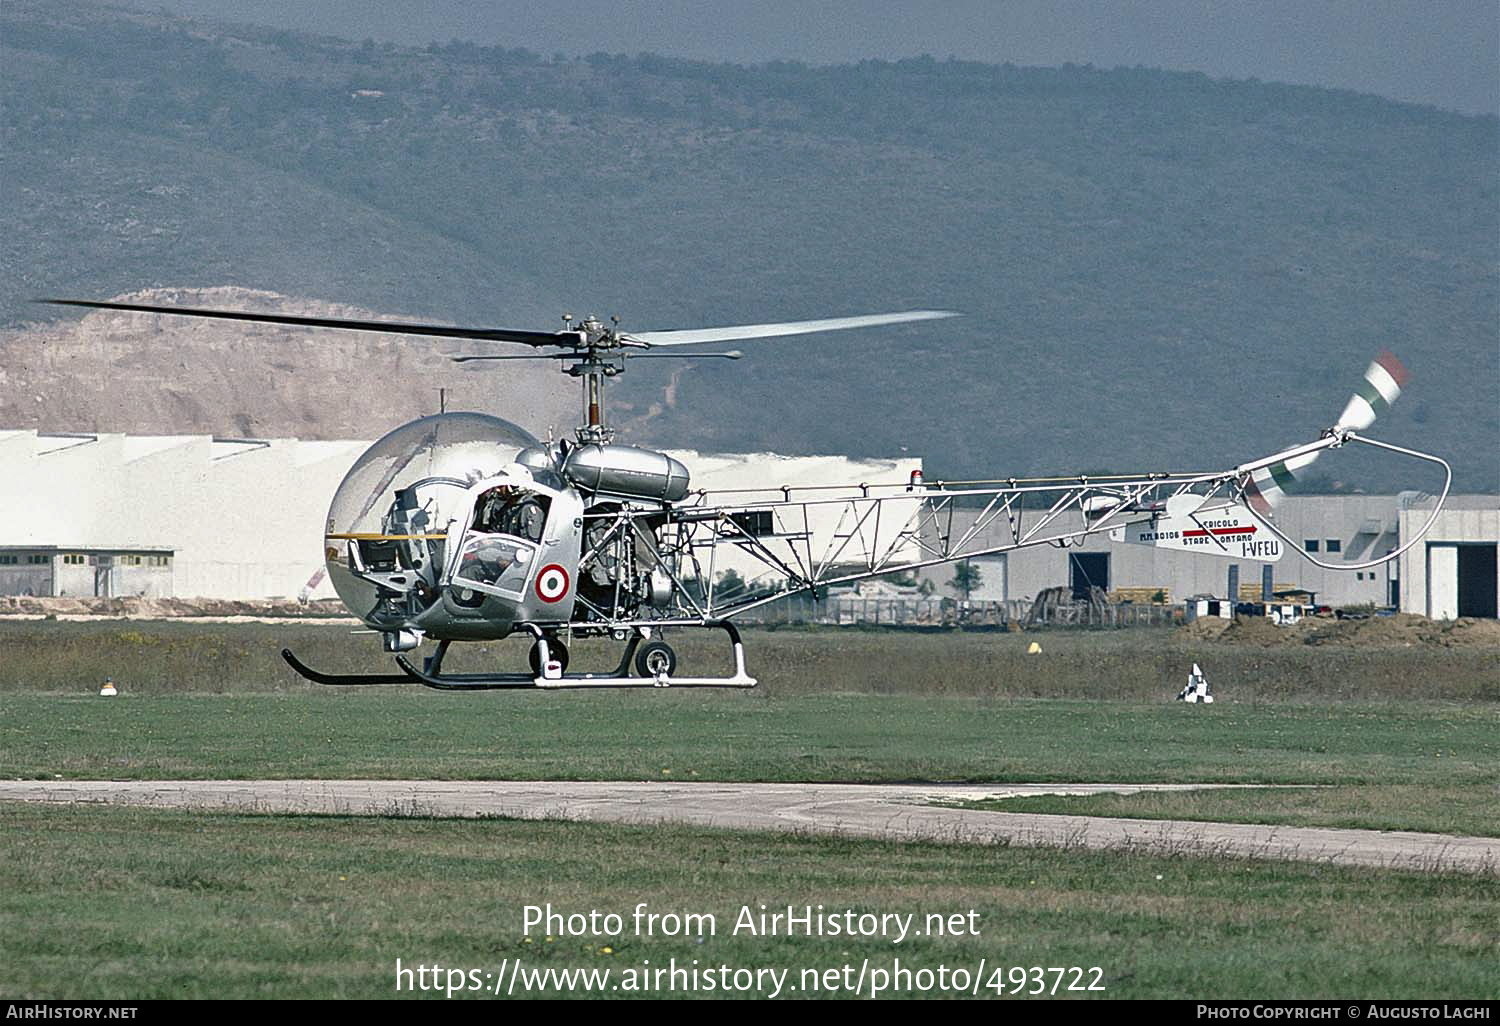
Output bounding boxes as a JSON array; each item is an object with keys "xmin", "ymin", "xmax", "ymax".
[
  {"xmin": 1245, "ymin": 351, "xmax": 1408, "ymax": 511},
  {"xmin": 1245, "ymin": 448, "xmax": 1321, "ymax": 512},
  {"xmin": 1335, "ymin": 350, "xmax": 1408, "ymax": 433}
]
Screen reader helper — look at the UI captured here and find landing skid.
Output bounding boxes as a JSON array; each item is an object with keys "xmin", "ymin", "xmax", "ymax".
[
  {"xmin": 284, "ymin": 622, "xmax": 757, "ymax": 692},
  {"xmin": 280, "ymin": 648, "xmax": 417, "ymax": 686},
  {"xmin": 398, "ymin": 622, "xmax": 756, "ymax": 691}
]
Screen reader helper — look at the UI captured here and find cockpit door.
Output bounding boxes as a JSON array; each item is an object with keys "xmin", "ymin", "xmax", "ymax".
[
  {"xmin": 447, "ymin": 531, "xmax": 539, "ymax": 599},
  {"xmin": 441, "ymin": 477, "xmax": 544, "ymax": 599}
]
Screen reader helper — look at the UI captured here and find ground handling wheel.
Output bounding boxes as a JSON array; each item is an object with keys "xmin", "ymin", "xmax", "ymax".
[
  {"xmin": 528, "ymin": 638, "xmax": 569, "ymax": 678},
  {"xmin": 634, "ymin": 640, "xmax": 677, "ymax": 678}
]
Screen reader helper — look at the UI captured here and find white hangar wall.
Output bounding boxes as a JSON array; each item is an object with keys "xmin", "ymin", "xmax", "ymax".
[
  {"xmin": 5, "ymin": 427, "xmax": 1488, "ymax": 615},
  {"xmin": 0, "ymin": 431, "xmax": 368, "ymax": 600},
  {"xmin": 1398, "ymin": 497, "xmax": 1500, "ymax": 619},
  {"xmin": 917, "ymin": 493, "xmax": 1499, "ymax": 615},
  {"xmin": 679, "ymin": 450, "xmax": 923, "ymax": 587},
  {"xmin": 0, "ymin": 430, "xmax": 919, "ymax": 601}
]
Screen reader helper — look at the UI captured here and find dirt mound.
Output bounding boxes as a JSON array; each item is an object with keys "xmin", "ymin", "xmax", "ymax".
[
  {"xmin": 0, "ymin": 595, "xmax": 348, "ymax": 619},
  {"xmin": 1177, "ymin": 612, "xmax": 1500, "ymax": 648},
  {"xmin": 1217, "ymin": 615, "xmax": 1294, "ymax": 647},
  {"xmin": 1176, "ymin": 616, "xmax": 1233, "ymax": 641},
  {"xmin": 1439, "ymin": 617, "xmax": 1500, "ymax": 646},
  {"xmin": 1299, "ymin": 613, "xmax": 1500, "ymax": 648}
]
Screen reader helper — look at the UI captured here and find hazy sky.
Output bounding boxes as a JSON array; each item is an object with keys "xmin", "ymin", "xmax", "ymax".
[{"xmin": 122, "ymin": 0, "xmax": 1498, "ymax": 114}]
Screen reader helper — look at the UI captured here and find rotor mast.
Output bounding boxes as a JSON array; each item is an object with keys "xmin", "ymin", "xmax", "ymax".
[{"xmin": 562, "ymin": 314, "xmax": 626, "ymax": 445}]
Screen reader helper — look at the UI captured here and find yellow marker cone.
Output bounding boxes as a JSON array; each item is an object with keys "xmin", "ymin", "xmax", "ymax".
[
  {"xmin": 99, "ymin": 677, "xmax": 118, "ymax": 696},
  {"xmin": 1026, "ymin": 642, "xmax": 1041, "ymax": 654}
]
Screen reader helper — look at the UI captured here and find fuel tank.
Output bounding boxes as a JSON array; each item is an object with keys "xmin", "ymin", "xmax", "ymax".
[{"xmin": 561, "ymin": 444, "xmax": 691, "ymax": 503}]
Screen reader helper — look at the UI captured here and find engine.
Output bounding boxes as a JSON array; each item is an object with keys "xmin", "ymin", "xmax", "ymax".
[{"xmin": 516, "ymin": 441, "xmax": 687, "ymax": 618}]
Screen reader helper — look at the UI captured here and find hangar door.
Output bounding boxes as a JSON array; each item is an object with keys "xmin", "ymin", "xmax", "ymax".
[
  {"xmin": 1458, "ymin": 545, "xmax": 1497, "ymax": 618},
  {"xmin": 1428, "ymin": 543, "xmax": 1499, "ymax": 620},
  {"xmin": 1068, "ymin": 552, "xmax": 1109, "ymax": 600}
]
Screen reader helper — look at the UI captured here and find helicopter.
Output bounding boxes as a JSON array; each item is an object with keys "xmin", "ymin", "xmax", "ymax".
[{"xmin": 44, "ymin": 298, "xmax": 1452, "ymax": 691}]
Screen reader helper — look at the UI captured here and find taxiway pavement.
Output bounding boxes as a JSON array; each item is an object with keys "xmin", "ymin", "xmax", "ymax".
[{"xmin": 2, "ymin": 779, "xmax": 1495, "ymax": 874}]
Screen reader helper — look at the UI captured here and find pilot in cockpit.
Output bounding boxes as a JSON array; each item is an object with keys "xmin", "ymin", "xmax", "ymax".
[{"xmin": 475, "ymin": 484, "xmax": 546, "ymax": 542}]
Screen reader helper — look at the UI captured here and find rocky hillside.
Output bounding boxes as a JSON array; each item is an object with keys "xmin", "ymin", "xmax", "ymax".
[
  {"xmin": 0, "ymin": 287, "xmax": 573, "ymax": 440},
  {"xmin": 3, "ymin": 0, "xmax": 1495, "ymax": 487}
]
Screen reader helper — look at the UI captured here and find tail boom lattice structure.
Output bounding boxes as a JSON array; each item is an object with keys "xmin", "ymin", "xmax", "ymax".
[{"xmin": 565, "ymin": 423, "xmax": 1450, "ymax": 630}]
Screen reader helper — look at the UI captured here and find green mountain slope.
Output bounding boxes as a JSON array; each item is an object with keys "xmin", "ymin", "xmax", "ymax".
[{"xmin": 2, "ymin": 0, "xmax": 1495, "ymax": 490}]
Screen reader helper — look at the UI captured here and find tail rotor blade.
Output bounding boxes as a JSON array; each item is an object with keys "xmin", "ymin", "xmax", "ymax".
[
  {"xmin": 1245, "ymin": 449, "xmax": 1322, "ymax": 513},
  {"xmin": 1334, "ymin": 350, "xmax": 1409, "ymax": 433},
  {"xmin": 1246, "ymin": 351, "xmax": 1410, "ymax": 514}
]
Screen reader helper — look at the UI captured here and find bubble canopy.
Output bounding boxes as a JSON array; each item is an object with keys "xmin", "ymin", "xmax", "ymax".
[
  {"xmin": 328, "ymin": 413, "xmax": 538, "ymax": 537},
  {"xmin": 325, "ymin": 413, "xmax": 539, "ymax": 623}
]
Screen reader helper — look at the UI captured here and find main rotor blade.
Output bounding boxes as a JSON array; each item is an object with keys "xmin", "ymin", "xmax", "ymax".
[
  {"xmin": 625, "ymin": 350, "xmax": 744, "ymax": 360},
  {"xmin": 451, "ymin": 350, "xmax": 745, "ymax": 364},
  {"xmin": 451, "ymin": 353, "xmax": 574, "ymax": 363},
  {"xmin": 623, "ymin": 309, "xmax": 958, "ymax": 348},
  {"xmin": 42, "ymin": 298, "xmax": 569, "ymax": 348}
]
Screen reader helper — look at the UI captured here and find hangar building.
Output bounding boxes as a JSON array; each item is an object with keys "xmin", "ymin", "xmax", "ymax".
[
  {"xmin": 1398, "ymin": 498, "xmax": 1500, "ymax": 620},
  {"xmin": 0, "ymin": 428, "xmax": 1492, "ymax": 619},
  {"xmin": 0, "ymin": 429, "xmax": 918, "ymax": 602},
  {"xmin": 915, "ymin": 492, "xmax": 1498, "ymax": 619}
]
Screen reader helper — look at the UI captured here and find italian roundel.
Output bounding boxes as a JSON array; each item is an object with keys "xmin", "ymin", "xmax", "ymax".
[{"xmin": 535, "ymin": 563, "xmax": 570, "ymax": 603}]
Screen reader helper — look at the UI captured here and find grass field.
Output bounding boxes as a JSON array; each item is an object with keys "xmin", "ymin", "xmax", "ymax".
[
  {"xmin": 2, "ymin": 620, "xmax": 1497, "ymax": 999},
  {"xmin": 957, "ymin": 785, "xmax": 1500, "ymax": 838},
  {"xmin": 3, "ymin": 803, "xmax": 1497, "ymax": 1000},
  {"xmin": 3, "ymin": 694, "xmax": 1498, "ymax": 836},
  {"xmin": 2, "ymin": 619, "xmax": 1498, "ymax": 701},
  {"xmin": 2, "ymin": 622, "xmax": 1498, "ymax": 836}
]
